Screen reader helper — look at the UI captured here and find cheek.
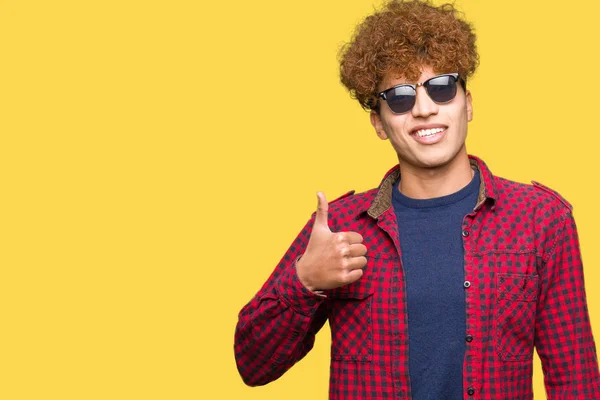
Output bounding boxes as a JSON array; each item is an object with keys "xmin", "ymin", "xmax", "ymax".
[
  {"xmin": 450, "ymin": 105, "xmax": 469, "ymax": 131},
  {"xmin": 382, "ymin": 117, "xmax": 409, "ymax": 139}
]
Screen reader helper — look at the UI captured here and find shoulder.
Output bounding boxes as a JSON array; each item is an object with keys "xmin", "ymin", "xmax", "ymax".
[
  {"xmin": 322, "ymin": 188, "xmax": 377, "ymax": 232},
  {"xmin": 492, "ymin": 176, "xmax": 575, "ymax": 256},
  {"xmin": 493, "ymin": 175, "xmax": 573, "ymax": 217},
  {"xmin": 327, "ymin": 188, "xmax": 377, "ymax": 212},
  {"xmin": 530, "ymin": 181, "xmax": 573, "ymax": 211}
]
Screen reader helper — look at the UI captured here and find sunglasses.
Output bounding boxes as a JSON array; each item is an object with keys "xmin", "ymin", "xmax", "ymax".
[{"xmin": 377, "ymin": 73, "xmax": 461, "ymax": 114}]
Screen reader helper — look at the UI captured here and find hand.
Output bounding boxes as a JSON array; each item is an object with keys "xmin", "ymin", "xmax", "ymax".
[{"xmin": 296, "ymin": 192, "xmax": 368, "ymax": 291}]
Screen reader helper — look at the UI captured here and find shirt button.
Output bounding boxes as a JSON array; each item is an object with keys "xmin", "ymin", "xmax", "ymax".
[
  {"xmin": 467, "ymin": 387, "xmax": 475, "ymax": 396},
  {"xmin": 464, "ymin": 281, "xmax": 471, "ymax": 288},
  {"xmin": 462, "ymin": 230, "xmax": 470, "ymax": 237},
  {"xmin": 466, "ymin": 334, "xmax": 473, "ymax": 342}
]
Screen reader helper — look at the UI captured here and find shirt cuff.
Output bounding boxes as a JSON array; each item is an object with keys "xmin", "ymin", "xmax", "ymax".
[{"xmin": 276, "ymin": 260, "xmax": 326, "ymax": 317}]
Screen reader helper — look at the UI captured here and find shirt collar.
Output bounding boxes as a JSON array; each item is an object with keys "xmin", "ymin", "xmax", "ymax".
[{"xmin": 364, "ymin": 154, "xmax": 497, "ymax": 219}]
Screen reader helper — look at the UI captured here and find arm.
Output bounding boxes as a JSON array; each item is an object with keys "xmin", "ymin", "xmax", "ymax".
[
  {"xmin": 535, "ymin": 211, "xmax": 600, "ymax": 398},
  {"xmin": 234, "ymin": 216, "xmax": 328, "ymax": 386},
  {"xmin": 234, "ymin": 192, "xmax": 367, "ymax": 386}
]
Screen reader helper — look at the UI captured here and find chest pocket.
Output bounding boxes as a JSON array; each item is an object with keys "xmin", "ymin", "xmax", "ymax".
[
  {"xmin": 495, "ymin": 273, "xmax": 539, "ymax": 361},
  {"xmin": 327, "ymin": 256, "xmax": 385, "ymax": 362}
]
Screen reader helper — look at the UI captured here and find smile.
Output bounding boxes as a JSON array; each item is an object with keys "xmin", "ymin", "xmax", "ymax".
[
  {"xmin": 409, "ymin": 126, "xmax": 448, "ymax": 144},
  {"xmin": 413, "ymin": 127, "xmax": 445, "ymax": 138}
]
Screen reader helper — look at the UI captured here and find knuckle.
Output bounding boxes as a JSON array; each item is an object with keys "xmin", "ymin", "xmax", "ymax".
[
  {"xmin": 346, "ymin": 269, "xmax": 362, "ymax": 284},
  {"xmin": 341, "ymin": 273, "xmax": 355, "ymax": 285},
  {"xmin": 340, "ymin": 258, "xmax": 350, "ymax": 270}
]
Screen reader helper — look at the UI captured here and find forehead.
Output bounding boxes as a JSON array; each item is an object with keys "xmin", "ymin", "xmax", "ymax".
[{"xmin": 378, "ymin": 66, "xmax": 439, "ymax": 91}]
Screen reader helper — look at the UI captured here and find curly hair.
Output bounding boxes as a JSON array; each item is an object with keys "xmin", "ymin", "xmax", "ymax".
[{"xmin": 339, "ymin": 0, "xmax": 479, "ymax": 111}]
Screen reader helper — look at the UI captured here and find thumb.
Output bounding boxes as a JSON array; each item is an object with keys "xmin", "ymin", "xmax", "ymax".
[{"xmin": 314, "ymin": 192, "xmax": 330, "ymax": 230}]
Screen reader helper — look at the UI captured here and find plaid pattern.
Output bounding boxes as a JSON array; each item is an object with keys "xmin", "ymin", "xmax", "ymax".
[{"xmin": 234, "ymin": 155, "xmax": 600, "ymax": 399}]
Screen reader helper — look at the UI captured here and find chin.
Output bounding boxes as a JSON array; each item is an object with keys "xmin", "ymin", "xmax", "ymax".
[
  {"xmin": 417, "ymin": 151, "xmax": 455, "ymax": 166},
  {"xmin": 410, "ymin": 149, "xmax": 464, "ymax": 170}
]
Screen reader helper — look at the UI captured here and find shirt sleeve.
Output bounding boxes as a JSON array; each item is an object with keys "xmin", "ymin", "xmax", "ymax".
[
  {"xmin": 234, "ymin": 216, "xmax": 328, "ymax": 386},
  {"xmin": 535, "ymin": 211, "xmax": 600, "ymax": 398}
]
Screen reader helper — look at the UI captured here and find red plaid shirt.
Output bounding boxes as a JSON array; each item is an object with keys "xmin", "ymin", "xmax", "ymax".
[{"xmin": 235, "ymin": 155, "xmax": 600, "ymax": 399}]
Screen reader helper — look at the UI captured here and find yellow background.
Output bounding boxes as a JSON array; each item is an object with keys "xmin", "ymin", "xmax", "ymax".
[{"xmin": 1, "ymin": 0, "xmax": 599, "ymax": 398}]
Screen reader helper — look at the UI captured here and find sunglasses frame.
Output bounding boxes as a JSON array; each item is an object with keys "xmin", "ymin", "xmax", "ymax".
[{"xmin": 377, "ymin": 73, "xmax": 461, "ymax": 115}]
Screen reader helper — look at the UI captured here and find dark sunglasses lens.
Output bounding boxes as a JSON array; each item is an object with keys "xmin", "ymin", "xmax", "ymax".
[
  {"xmin": 425, "ymin": 75, "xmax": 457, "ymax": 103},
  {"xmin": 386, "ymin": 85, "xmax": 415, "ymax": 114}
]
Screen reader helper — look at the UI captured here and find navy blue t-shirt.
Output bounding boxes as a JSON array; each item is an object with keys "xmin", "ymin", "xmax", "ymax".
[{"xmin": 391, "ymin": 169, "xmax": 480, "ymax": 400}]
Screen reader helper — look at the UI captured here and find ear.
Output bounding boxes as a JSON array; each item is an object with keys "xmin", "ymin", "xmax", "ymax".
[
  {"xmin": 465, "ymin": 90, "xmax": 473, "ymax": 122},
  {"xmin": 370, "ymin": 110, "xmax": 388, "ymax": 140}
]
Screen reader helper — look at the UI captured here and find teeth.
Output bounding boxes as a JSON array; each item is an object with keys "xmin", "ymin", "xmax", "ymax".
[{"xmin": 414, "ymin": 127, "xmax": 444, "ymax": 137}]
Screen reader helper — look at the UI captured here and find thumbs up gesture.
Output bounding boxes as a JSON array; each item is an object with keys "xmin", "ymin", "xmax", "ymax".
[{"xmin": 296, "ymin": 192, "xmax": 368, "ymax": 292}]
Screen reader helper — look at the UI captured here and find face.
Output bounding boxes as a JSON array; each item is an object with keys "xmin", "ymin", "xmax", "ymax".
[{"xmin": 370, "ymin": 66, "xmax": 473, "ymax": 174}]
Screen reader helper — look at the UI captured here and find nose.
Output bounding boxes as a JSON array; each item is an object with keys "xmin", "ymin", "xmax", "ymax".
[{"xmin": 411, "ymin": 85, "xmax": 438, "ymax": 118}]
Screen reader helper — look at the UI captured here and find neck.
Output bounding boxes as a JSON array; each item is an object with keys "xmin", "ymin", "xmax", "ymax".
[{"xmin": 398, "ymin": 152, "xmax": 473, "ymax": 199}]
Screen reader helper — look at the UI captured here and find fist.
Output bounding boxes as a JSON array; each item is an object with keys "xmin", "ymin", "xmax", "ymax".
[{"xmin": 296, "ymin": 192, "xmax": 368, "ymax": 291}]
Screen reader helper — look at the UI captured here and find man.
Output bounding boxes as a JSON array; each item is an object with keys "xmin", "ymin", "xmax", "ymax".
[{"xmin": 234, "ymin": 0, "xmax": 600, "ymax": 398}]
